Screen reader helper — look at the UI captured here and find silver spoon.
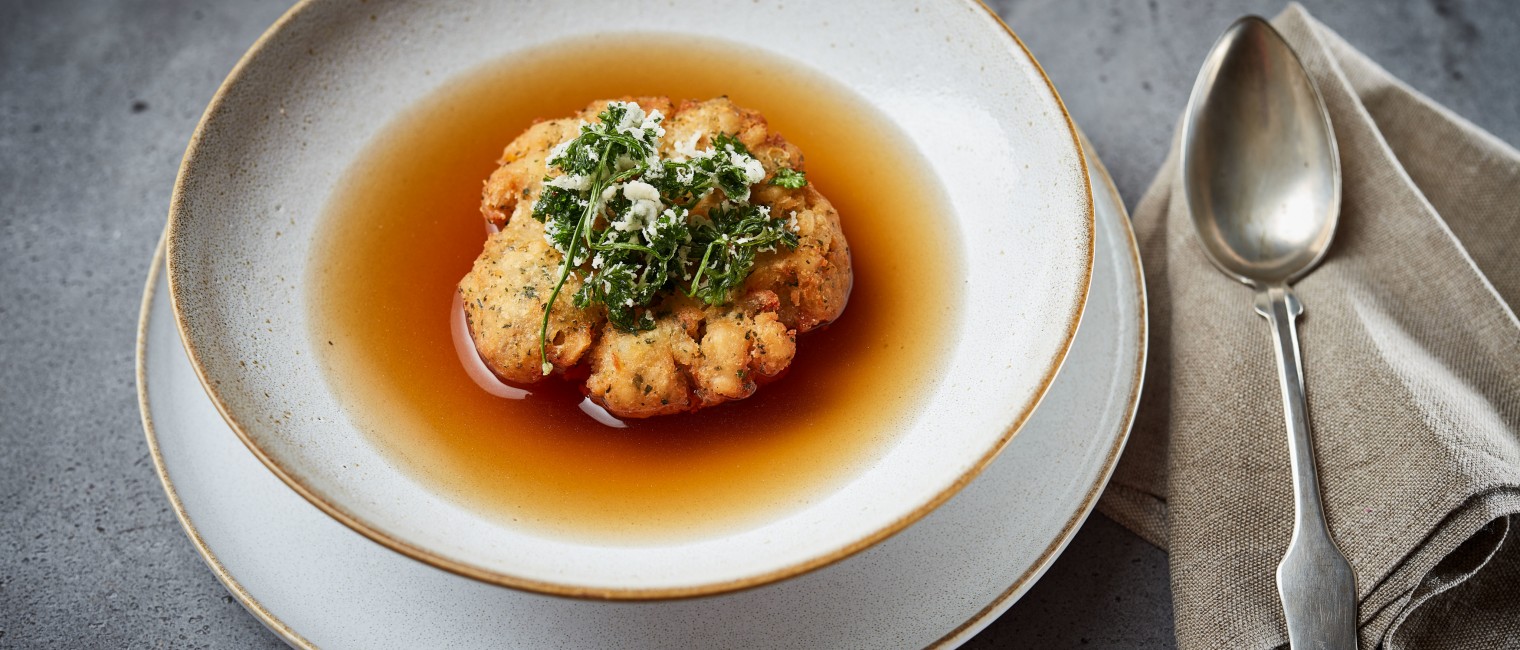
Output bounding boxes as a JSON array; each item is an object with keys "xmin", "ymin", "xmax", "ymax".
[{"xmin": 1181, "ymin": 16, "xmax": 1358, "ymax": 649}]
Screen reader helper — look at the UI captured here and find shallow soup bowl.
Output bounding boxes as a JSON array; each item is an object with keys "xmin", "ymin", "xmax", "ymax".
[{"xmin": 167, "ymin": 0, "xmax": 1093, "ymax": 599}]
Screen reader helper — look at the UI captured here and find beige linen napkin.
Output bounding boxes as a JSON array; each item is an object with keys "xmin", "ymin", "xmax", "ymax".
[{"xmin": 1094, "ymin": 4, "xmax": 1520, "ymax": 648}]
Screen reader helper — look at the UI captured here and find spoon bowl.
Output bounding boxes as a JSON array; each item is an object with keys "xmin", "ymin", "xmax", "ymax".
[{"xmin": 1182, "ymin": 15, "xmax": 1340, "ymax": 287}]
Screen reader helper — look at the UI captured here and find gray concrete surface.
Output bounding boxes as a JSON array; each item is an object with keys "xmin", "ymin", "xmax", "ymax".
[{"xmin": 1, "ymin": 0, "xmax": 1514, "ymax": 647}]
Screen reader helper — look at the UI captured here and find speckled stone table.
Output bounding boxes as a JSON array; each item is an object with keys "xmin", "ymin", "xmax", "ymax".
[{"xmin": 2, "ymin": 1, "xmax": 1515, "ymax": 647}]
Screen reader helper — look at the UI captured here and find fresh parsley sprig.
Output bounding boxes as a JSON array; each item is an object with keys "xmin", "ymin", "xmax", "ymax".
[
  {"xmin": 527, "ymin": 102, "xmax": 800, "ymax": 375},
  {"xmin": 687, "ymin": 204, "xmax": 799, "ymax": 306},
  {"xmin": 770, "ymin": 166, "xmax": 807, "ymax": 189}
]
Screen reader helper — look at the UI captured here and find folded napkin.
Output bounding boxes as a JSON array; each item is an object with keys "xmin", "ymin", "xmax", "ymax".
[{"xmin": 1095, "ymin": 4, "xmax": 1520, "ymax": 648}]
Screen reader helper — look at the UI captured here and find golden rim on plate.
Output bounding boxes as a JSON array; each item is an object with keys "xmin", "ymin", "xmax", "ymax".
[
  {"xmin": 137, "ymin": 227, "xmax": 317, "ymax": 649},
  {"xmin": 159, "ymin": 0, "xmax": 1097, "ymax": 600}
]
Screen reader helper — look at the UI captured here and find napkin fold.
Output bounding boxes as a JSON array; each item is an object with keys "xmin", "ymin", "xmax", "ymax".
[{"xmin": 1095, "ymin": 4, "xmax": 1520, "ymax": 648}]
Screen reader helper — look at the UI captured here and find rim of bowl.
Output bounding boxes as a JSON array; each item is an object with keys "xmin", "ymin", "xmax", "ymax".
[
  {"xmin": 163, "ymin": 0, "xmax": 1095, "ymax": 600},
  {"xmin": 926, "ymin": 132, "xmax": 1144, "ymax": 648}
]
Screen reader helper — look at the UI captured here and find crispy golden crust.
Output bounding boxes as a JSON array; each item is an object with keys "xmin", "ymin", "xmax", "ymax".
[
  {"xmin": 460, "ymin": 97, "xmax": 851, "ymax": 418},
  {"xmin": 458, "ymin": 230, "xmax": 595, "ymax": 380}
]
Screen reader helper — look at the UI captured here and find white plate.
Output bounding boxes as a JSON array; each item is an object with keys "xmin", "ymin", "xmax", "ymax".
[{"xmin": 138, "ymin": 139, "xmax": 1143, "ymax": 648}]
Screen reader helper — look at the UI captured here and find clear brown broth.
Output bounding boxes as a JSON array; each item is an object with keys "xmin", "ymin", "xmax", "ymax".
[{"xmin": 310, "ymin": 35, "xmax": 962, "ymax": 544}]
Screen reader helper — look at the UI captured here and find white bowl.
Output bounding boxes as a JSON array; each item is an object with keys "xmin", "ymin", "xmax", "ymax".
[{"xmin": 167, "ymin": 0, "xmax": 1092, "ymax": 599}]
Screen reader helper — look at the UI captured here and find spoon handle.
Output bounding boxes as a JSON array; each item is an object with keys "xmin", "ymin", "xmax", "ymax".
[{"xmin": 1254, "ymin": 286, "xmax": 1359, "ymax": 649}]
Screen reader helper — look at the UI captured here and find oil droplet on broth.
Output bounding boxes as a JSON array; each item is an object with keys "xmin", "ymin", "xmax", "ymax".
[{"xmin": 310, "ymin": 34, "xmax": 963, "ymax": 544}]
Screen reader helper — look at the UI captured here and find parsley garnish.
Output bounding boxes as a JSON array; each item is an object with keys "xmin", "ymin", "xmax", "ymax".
[
  {"xmin": 770, "ymin": 166, "xmax": 807, "ymax": 189},
  {"xmin": 687, "ymin": 203, "xmax": 797, "ymax": 306},
  {"xmin": 527, "ymin": 102, "xmax": 800, "ymax": 374}
]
